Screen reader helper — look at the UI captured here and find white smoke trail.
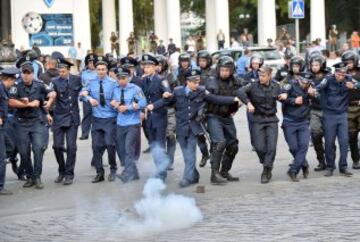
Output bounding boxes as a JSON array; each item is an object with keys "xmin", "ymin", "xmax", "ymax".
[{"xmin": 118, "ymin": 178, "xmax": 203, "ymax": 237}]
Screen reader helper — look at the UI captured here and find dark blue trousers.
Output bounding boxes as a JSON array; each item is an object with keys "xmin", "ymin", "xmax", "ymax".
[
  {"xmin": 282, "ymin": 120, "xmax": 310, "ymax": 174},
  {"xmin": 323, "ymin": 113, "xmax": 349, "ymax": 170},
  {"xmin": 52, "ymin": 125, "xmax": 78, "ymax": 178},
  {"xmin": 91, "ymin": 117, "xmax": 117, "ymax": 175},
  {"xmin": 15, "ymin": 120, "xmax": 45, "ymax": 180},
  {"xmin": 81, "ymin": 101, "xmax": 92, "ymax": 137},
  {"xmin": 116, "ymin": 124, "xmax": 140, "ymax": 181},
  {"xmin": 177, "ymin": 134, "xmax": 200, "ymax": 183},
  {"xmin": 0, "ymin": 127, "xmax": 6, "ymax": 189}
]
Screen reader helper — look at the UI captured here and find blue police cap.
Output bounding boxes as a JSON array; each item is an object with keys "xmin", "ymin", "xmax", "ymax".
[
  {"xmin": 57, "ymin": 58, "xmax": 74, "ymax": 69},
  {"xmin": 85, "ymin": 53, "xmax": 97, "ymax": 65},
  {"xmin": 120, "ymin": 57, "xmax": 138, "ymax": 67},
  {"xmin": 94, "ymin": 55, "xmax": 109, "ymax": 67},
  {"xmin": 185, "ymin": 69, "xmax": 201, "ymax": 80},
  {"xmin": 298, "ymin": 72, "xmax": 313, "ymax": 83},
  {"xmin": 333, "ymin": 62, "xmax": 347, "ymax": 72},
  {"xmin": 141, "ymin": 53, "xmax": 159, "ymax": 65},
  {"xmin": 1, "ymin": 67, "xmax": 20, "ymax": 78},
  {"xmin": 114, "ymin": 67, "xmax": 130, "ymax": 78}
]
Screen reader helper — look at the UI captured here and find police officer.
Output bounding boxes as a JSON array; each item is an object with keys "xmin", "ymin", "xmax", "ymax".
[
  {"xmin": 197, "ymin": 50, "xmax": 213, "ymax": 85},
  {"xmin": 81, "ymin": 56, "xmax": 118, "ymax": 183},
  {"xmin": 309, "ymin": 54, "xmax": 330, "ymax": 171},
  {"xmin": 196, "ymin": 50, "xmax": 213, "ymax": 167},
  {"xmin": 79, "ymin": 53, "xmax": 97, "ymax": 140},
  {"xmin": 243, "ymin": 53, "xmax": 264, "ymax": 150},
  {"xmin": 286, "ymin": 56, "xmax": 305, "ymax": 84},
  {"xmin": 274, "ymin": 53, "xmax": 293, "ymax": 82},
  {"xmin": 110, "ymin": 67, "xmax": 146, "ymax": 183},
  {"xmin": 9, "ymin": 57, "xmax": 55, "ymax": 189},
  {"xmin": 139, "ymin": 53, "xmax": 172, "ymax": 181},
  {"xmin": 176, "ymin": 52, "xmax": 192, "ymax": 85},
  {"xmin": 312, "ymin": 62, "xmax": 358, "ymax": 177},
  {"xmin": 342, "ymin": 50, "xmax": 360, "ymax": 169},
  {"xmin": 206, "ymin": 56, "xmax": 242, "ymax": 184},
  {"xmin": 162, "ymin": 69, "xmax": 239, "ymax": 187},
  {"xmin": 156, "ymin": 55, "xmax": 177, "ymax": 170},
  {"xmin": 237, "ymin": 66, "xmax": 288, "ymax": 184},
  {"xmin": 120, "ymin": 56, "xmax": 141, "ymax": 86},
  {"xmin": 48, "ymin": 58, "xmax": 82, "ymax": 185},
  {"xmin": 0, "ymin": 67, "xmax": 19, "ymax": 195},
  {"xmin": 281, "ymin": 72, "xmax": 312, "ymax": 182}
]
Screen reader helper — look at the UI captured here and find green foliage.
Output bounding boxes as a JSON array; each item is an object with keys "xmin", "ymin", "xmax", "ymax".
[{"xmin": 89, "ymin": 0, "xmax": 101, "ymax": 50}]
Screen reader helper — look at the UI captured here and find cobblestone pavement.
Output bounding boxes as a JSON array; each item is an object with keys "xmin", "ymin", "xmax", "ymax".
[{"xmin": 1, "ymin": 109, "xmax": 360, "ymax": 242}]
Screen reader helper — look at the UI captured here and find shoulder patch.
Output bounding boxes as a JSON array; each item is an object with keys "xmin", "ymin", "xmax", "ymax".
[{"xmin": 9, "ymin": 86, "xmax": 17, "ymax": 95}]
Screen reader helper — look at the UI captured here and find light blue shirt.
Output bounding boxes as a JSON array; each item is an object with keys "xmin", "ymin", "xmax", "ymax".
[
  {"xmin": 81, "ymin": 69, "xmax": 97, "ymax": 87},
  {"xmin": 83, "ymin": 75, "xmax": 117, "ymax": 118},
  {"xmin": 236, "ymin": 55, "xmax": 250, "ymax": 76},
  {"xmin": 112, "ymin": 83, "xmax": 147, "ymax": 126}
]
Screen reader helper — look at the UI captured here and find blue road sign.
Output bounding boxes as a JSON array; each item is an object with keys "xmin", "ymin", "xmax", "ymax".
[{"xmin": 290, "ymin": 0, "xmax": 305, "ymax": 19}]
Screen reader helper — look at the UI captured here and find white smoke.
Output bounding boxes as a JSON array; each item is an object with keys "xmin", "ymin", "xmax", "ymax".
[{"xmin": 119, "ymin": 178, "xmax": 203, "ymax": 237}]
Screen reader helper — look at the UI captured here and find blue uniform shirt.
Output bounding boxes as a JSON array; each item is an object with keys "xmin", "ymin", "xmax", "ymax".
[
  {"xmin": 0, "ymin": 82, "xmax": 9, "ymax": 122},
  {"xmin": 112, "ymin": 83, "xmax": 147, "ymax": 126},
  {"xmin": 83, "ymin": 75, "xmax": 117, "ymax": 118},
  {"xmin": 81, "ymin": 69, "xmax": 97, "ymax": 87}
]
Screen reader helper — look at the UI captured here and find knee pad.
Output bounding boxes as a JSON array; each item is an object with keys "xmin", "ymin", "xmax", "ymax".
[
  {"xmin": 213, "ymin": 141, "xmax": 227, "ymax": 153},
  {"xmin": 225, "ymin": 141, "xmax": 239, "ymax": 157}
]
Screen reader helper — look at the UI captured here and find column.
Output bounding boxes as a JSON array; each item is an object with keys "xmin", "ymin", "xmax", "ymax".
[
  {"xmin": 73, "ymin": 0, "xmax": 92, "ymax": 52},
  {"xmin": 205, "ymin": 0, "xmax": 217, "ymax": 52},
  {"xmin": 1, "ymin": 0, "xmax": 11, "ymax": 41},
  {"xmin": 166, "ymin": 0, "xmax": 182, "ymax": 49},
  {"xmin": 102, "ymin": 0, "xmax": 116, "ymax": 54},
  {"xmin": 214, "ymin": 0, "xmax": 230, "ymax": 48},
  {"xmin": 310, "ymin": 0, "xmax": 326, "ymax": 46},
  {"xmin": 154, "ymin": 0, "xmax": 168, "ymax": 46},
  {"xmin": 257, "ymin": 0, "xmax": 276, "ymax": 46},
  {"xmin": 119, "ymin": 0, "xmax": 134, "ymax": 55}
]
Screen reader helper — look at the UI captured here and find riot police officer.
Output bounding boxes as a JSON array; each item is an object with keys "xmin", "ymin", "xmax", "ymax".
[
  {"xmin": 0, "ymin": 67, "xmax": 19, "ymax": 195},
  {"xmin": 196, "ymin": 50, "xmax": 213, "ymax": 85},
  {"xmin": 81, "ymin": 56, "xmax": 118, "ymax": 183},
  {"xmin": 79, "ymin": 53, "xmax": 97, "ymax": 140},
  {"xmin": 206, "ymin": 56, "xmax": 242, "ymax": 184},
  {"xmin": 237, "ymin": 66, "xmax": 288, "ymax": 184},
  {"xmin": 274, "ymin": 53, "xmax": 293, "ymax": 82},
  {"xmin": 309, "ymin": 54, "xmax": 330, "ymax": 171},
  {"xmin": 342, "ymin": 50, "xmax": 360, "ymax": 169},
  {"xmin": 176, "ymin": 52, "xmax": 192, "ymax": 86},
  {"xmin": 48, "ymin": 58, "xmax": 82, "ymax": 185},
  {"xmin": 9, "ymin": 57, "xmax": 55, "ymax": 189}
]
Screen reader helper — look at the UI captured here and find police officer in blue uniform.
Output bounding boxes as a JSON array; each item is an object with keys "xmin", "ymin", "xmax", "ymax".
[
  {"xmin": 312, "ymin": 62, "xmax": 359, "ymax": 177},
  {"xmin": 9, "ymin": 57, "xmax": 55, "ymax": 189},
  {"xmin": 206, "ymin": 56, "xmax": 242, "ymax": 184},
  {"xmin": 110, "ymin": 67, "xmax": 146, "ymax": 183},
  {"xmin": 139, "ymin": 53, "xmax": 172, "ymax": 181},
  {"xmin": 120, "ymin": 56, "xmax": 141, "ymax": 86},
  {"xmin": 48, "ymin": 58, "xmax": 82, "ymax": 185},
  {"xmin": 81, "ymin": 56, "xmax": 118, "ymax": 183},
  {"xmin": 163, "ymin": 69, "xmax": 240, "ymax": 187},
  {"xmin": 281, "ymin": 72, "xmax": 313, "ymax": 182},
  {"xmin": 0, "ymin": 67, "xmax": 19, "ymax": 195},
  {"xmin": 80, "ymin": 53, "xmax": 97, "ymax": 140}
]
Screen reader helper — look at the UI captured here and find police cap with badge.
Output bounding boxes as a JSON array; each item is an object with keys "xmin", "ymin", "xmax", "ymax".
[
  {"xmin": 16, "ymin": 56, "xmax": 34, "ymax": 73},
  {"xmin": 114, "ymin": 67, "xmax": 131, "ymax": 78},
  {"xmin": 94, "ymin": 55, "xmax": 109, "ymax": 67},
  {"xmin": 85, "ymin": 53, "xmax": 97, "ymax": 66},
  {"xmin": 57, "ymin": 58, "xmax": 74, "ymax": 69},
  {"xmin": 120, "ymin": 57, "xmax": 138, "ymax": 68},
  {"xmin": 0, "ymin": 67, "xmax": 20, "ymax": 79},
  {"xmin": 141, "ymin": 53, "xmax": 159, "ymax": 65},
  {"xmin": 185, "ymin": 69, "xmax": 201, "ymax": 81}
]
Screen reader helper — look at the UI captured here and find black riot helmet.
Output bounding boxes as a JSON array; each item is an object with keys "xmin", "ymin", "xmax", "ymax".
[
  {"xmin": 216, "ymin": 56, "xmax": 235, "ymax": 76},
  {"xmin": 196, "ymin": 50, "xmax": 212, "ymax": 69},
  {"xmin": 249, "ymin": 53, "xmax": 264, "ymax": 69},
  {"xmin": 178, "ymin": 52, "xmax": 191, "ymax": 67},
  {"xmin": 309, "ymin": 54, "xmax": 327, "ymax": 72},
  {"xmin": 156, "ymin": 55, "xmax": 169, "ymax": 73},
  {"xmin": 341, "ymin": 50, "xmax": 359, "ymax": 69},
  {"xmin": 289, "ymin": 56, "xmax": 305, "ymax": 74}
]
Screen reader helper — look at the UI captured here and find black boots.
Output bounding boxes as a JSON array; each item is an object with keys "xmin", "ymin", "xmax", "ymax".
[
  {"xmin": 220, "ymin": 171, "xmax": 239, "ymax": 182},
  {"xmin": 287, "ymin": 171, "xmax": 299, "ymax": 182},
  {"xmin": 211, "ymin": 169, "xmax": 227, "ymax": 184},
  {"xmin": 261, "ymin": 167, "xmax": 272, "ymax": 184},
  {"xmin": 314, "ymin": 161, "xmax": 326, "ymax": 171}
]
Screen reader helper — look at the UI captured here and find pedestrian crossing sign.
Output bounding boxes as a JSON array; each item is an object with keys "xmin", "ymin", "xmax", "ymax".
[{"xmin": 289, "ymin": 0, "xmax": 305, "ymax": 19}]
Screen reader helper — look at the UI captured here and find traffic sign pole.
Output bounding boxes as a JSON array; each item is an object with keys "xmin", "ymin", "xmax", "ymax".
[{"xmin": 295, "ymin": 18, "xmax": 300, "ymax": 54}]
